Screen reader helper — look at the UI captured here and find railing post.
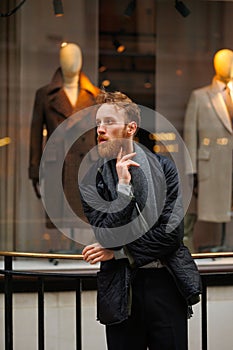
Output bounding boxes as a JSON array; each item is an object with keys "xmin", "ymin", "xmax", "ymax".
[
  {"xmin": 38, "ymin": 277, "xmax": 45, "ymax": 350},
  {"xmin": 201, "ymin": 277, "xmax": 207, "ymax": 350},
  {"xmin": 76, "ymin": 278, "xmax": 82, "ymax": 350},
  {"xmin": 4, "ymin": 255, "xmax": 13, "ymax": 350}
]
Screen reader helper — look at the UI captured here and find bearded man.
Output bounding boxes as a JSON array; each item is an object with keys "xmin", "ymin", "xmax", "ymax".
[{"xmin": 79, "ymin": 91, "xmax": 201, "ymax": 350}]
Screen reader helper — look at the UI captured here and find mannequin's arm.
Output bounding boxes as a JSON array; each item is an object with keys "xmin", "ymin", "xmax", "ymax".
[
  {"xmin": 29, "ymin": 88, "xmax": 45, "ymax": 198},
  {"xmin": 193, "ymin": 173, "xmax": 198, "ymax": 197},
  {"xmin": 184, "ymin": 91, "xmax": 199, "ymax": 174},
  {"xmin": 32, "ymin": 178, "xmax": 41, "ymax": 199}
]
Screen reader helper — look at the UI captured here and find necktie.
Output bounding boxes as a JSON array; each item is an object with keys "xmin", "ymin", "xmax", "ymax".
[
  {"xmin": 227, "ymin": 86, "xmax": 233, "ymax": 208},
  {"xmin": 225, "ymin": 86, "xmax": 233, "ymax": 121}
]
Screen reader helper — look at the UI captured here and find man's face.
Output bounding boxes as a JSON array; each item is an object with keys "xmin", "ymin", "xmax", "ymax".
[{"xmin": 96, "ymin": 104, "xmax": 129, "ymax": 159}]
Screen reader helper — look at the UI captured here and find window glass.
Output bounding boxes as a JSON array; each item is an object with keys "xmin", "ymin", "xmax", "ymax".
[{"xmin": 1, "ymin": 0, "xmax": 233, "ymax": 254}]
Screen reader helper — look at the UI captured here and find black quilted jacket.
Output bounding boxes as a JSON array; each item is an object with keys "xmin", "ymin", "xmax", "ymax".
[{"xmin": 80, "ymin": 150, "xmax": 202, "ymax": 324}]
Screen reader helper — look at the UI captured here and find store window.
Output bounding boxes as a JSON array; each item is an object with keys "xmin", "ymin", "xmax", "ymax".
[{"xmin": 0, "ymin": 0, "xmax": 233, "ymax": 254}]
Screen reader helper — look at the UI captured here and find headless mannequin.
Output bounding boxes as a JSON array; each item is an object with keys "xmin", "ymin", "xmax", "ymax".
[
  {"xmin": 29, "ymin": 42, "xmax": 100, "ymax": 237},
  {"xmin": 192, "ymin": 49, "xmax": 233, "ymax": 193},
  {"xmin": 30, "ymin": 43, "xmax": 99, "ymax": 198},
  {"xmin": 32, "ymin": 43, "xmax": 83, "ymax": 197},
  {"xmin": 184, "ymin": 49, "xmax": 233, "ymax": 252}
]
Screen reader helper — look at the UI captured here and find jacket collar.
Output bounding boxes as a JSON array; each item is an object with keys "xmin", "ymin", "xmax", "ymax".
[
  {"xmin": 46, "ymin": 68, "xmax": 100, "ymax": 118},
  {"xmin": 47, "ymin": 67, "xmax": 99, "ymax": 95},
  {"xmin": 207, "ymin": 76, "xmax": 232, "ymax": 134}
]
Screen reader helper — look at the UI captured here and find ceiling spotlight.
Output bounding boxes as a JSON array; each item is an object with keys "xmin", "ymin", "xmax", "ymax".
[
  {"xmin": 101, "ymin": 77, "xmax": 111, "ymax": 88},
  {"xmin": 124, "ymin": 0, "xmax": 136, "ymax": 18},
  {"xmin": 113, "ymin": 38, "xmax": 126, "ymax": 53},
  {"xmin": 175, "ymin": 1, "xmax": 190, "ymax": 17},
  {"xmin": 99, "ymin": 61, "xmax": 107, "ymax": 73},
  {"xmin": 53, "ymin": 0, "xmax": 64, "ymax": 17},
  {"xmin": 144, "ymin": 76, "xmax": 152, "ymax": 89}
]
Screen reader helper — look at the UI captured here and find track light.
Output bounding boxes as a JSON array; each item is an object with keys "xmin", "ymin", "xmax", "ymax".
[
  {"xmin": 101, "ymin": 77, "xmax": 111, "ymax": 88},
  {"xmin": 144, "ymin": 76, "xmax": 152, "ymax": 89},
  {"xmin": 53, "ymin": 0, "xmax": 64, "ymax": 17},
  {"xmin": 124, "ymin": 0, "xmax": 136, "ymax": 18},
  {"xmin": 175, "ymin": 1, "xmax": 190, "ymax": 17},
  {"xmin": 113, "ymin": 38, "xmax": 126, "ymax": 53},
  {"xmin": 99, "ymin": 61, "xmax": 107, "ymax": 73}
]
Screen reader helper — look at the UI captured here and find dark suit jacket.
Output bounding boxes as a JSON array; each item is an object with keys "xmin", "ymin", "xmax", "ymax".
[{"xmin": 29, "ymin": 68, "xmax": 100, "ymax": 227}]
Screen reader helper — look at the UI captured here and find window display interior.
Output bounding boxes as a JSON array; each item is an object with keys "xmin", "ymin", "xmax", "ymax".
[{"xmin": 1, "ymin": 0, "xmax": 233, "ymax": 254}]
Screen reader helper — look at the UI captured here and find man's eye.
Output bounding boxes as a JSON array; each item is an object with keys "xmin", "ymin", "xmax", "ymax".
[
  {"xmin": 96, "ymin": 119, "xmax": 116, "ymax": 127},
  {"xmin": 105, "ymin": 119, "xmax": 113, "ymax": 125}
]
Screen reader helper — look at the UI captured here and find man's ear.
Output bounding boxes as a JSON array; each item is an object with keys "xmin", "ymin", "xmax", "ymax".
[{"xmin": 127, "ymin": 121, "xmax": 137, "ymax": 135}]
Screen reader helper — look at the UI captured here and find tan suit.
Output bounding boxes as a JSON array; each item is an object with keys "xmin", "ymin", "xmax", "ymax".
[{"xmin": 184, "ymin": 78, "xmax": 233, "ymax": 222}]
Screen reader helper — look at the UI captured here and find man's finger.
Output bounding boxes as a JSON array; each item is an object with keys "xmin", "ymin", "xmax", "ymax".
[
  {"xmin": 121, "ymin": 152, "xmax": 136, "ymax": 161},
  {"xmin": 82, "ymin": 243, "xmax": 101, "ymax": 255},
  {"xmin": 117, "ymin": 147, "xmax": 123, "ymax": 161},
  {"xmin": 86, "ymin": 251, "xmax": 102, "ymax": 261},
  {"xmin": 122, "ymin": 160, "xmax": 140, "ymax": 168}
]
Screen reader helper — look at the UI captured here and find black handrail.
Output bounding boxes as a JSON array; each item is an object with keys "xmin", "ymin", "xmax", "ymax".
[
  {"xmin": 0, "ymin": 252, "xmax": 94, "ymax": 350},
  {"xmin": 38, "ymin": 277, "xmax": 44, "ymax": 350},
  {"xmin": 4, "ymin": 256, "xmax": 13, "ymax": 350},
  {"xmin": 1, "ymin": 251, "xmax": 233, "ymax": 350}
]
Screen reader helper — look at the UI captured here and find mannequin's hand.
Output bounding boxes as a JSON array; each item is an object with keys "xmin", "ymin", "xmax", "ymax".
[
  {"xmin": 188, "ymin": 174, "xmax": 198, "ymax": 197},
  {"xmin": 82, "ymin": 243, "xmax": 114, "ymax": 264},
  {"xmin": 32, "ymin": 179, "xmax": 41, "ymax": 199},
  {"xmin": 193, "ymin": 174, "xmax": 198, "ymax": 197}
]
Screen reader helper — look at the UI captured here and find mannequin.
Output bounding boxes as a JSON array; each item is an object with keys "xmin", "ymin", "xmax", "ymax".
[
  {"xmin": 184, "ymin": 48, "xmax": 233, "ymax": 252},
  {"xmin": 29, "ymin": 43, "xmax": 100, "ymax": 233}
]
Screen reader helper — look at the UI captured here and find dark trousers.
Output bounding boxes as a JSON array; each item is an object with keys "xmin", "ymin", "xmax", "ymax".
[{"xmin": 106, "ymin": 268, "xmax": 188, "ymax": 350}]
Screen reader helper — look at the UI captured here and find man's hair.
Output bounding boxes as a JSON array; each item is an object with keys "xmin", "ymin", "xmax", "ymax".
[{"xmin": 96, "ymin": 90, "xmax": 141, "ymax": 127}]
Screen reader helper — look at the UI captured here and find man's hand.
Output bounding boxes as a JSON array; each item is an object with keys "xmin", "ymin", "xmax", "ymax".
[
  {"xmin": 116, "ymin": 148, "xmax": 140, "ymax": 185},
  {"xmin": 82, "ymin": 243, "xmax": 114, "ymax": 264}
]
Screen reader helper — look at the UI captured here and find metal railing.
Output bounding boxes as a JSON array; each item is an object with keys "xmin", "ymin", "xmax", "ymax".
[
  {"xmin": 193, "ymin": 252, "xmax": 233, "ymax": 350},
  {"xmin": 1, "ymin": 251, "xmax": 233, "ymax": 350},
  {"xmin": 0, "ymin": 251, "xmax": 94, "ymax": 350}
]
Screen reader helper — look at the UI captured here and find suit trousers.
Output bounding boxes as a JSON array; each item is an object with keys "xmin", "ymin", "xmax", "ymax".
[{"xmin": 106, "ymin": 268, "xmax": 188, "ymax": 350}]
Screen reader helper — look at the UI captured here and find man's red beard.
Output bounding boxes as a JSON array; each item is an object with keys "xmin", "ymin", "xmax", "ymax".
[{"xmin": 98, "ymin": 138, "xmax": 124, "ymax": 159}]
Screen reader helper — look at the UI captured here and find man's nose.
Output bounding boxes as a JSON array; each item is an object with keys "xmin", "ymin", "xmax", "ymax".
[{"xmin": 97, "ymin": 124, "xmax": 107, "ymax": 133}]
